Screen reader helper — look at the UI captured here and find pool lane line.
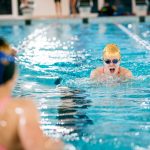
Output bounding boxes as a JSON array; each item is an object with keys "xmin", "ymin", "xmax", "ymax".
[{"xmin": 116, "ymin": 24, "xmax": 150, "ymax": 51}]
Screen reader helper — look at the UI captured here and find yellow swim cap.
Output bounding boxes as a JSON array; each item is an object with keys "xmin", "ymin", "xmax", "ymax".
[{"xmin": 103, "ymin": 44, "xmax": 121, "ymax": 59}]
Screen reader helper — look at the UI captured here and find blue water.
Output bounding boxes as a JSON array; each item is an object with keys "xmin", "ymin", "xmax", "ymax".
[{"xmin": 0, "ymin": 21, "xmax": 150, "ymax": 150}]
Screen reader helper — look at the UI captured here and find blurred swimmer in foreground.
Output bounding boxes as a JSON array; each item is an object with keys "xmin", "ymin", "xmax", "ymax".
[
  {"xmin": 0, "ymin": 38, "xmax": 63, "ymax": 150},
  {"xmin": 90, "ymin": 44, "xmax": 133, "ymax": 82}
]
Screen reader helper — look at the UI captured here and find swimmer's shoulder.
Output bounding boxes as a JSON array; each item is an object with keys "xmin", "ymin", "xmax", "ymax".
[
  {"xmin": 90, "ymin": 67, "xmax": 104, "ymax": 79},
  {"xmin": 120, "ymin": 67, "xmax": 133, "ymax": 78},
  {"xmin": 10, "ymin": 98, "xmax": 39, "ymax": 120},
  {"xmin": 11, "ymin": 97, "xmax": 37, "ymax": 111}
]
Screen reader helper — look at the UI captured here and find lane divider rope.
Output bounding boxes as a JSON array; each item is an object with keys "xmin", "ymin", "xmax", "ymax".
[{"xmin": 116, "ymin": 23, "xmax": 150, "ymax": 50}]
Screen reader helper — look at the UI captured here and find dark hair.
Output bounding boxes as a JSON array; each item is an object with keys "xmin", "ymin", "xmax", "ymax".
[
  {"xmin": 3, "ymin": 62, "xmax": 16, "ymax": 84},
  {"xmin": 0, "ymin": 37, "xmax": 9, "ymax": 47},
  {"xmin": 0, "ymin": 50, "xmax": 16, "ymax": 85},
  {"xmin": 0, "ymin": 62, "xmax": 16, "ymax": 85}
]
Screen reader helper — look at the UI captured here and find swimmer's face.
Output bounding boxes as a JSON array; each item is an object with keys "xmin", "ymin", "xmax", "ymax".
[
  {"xmin": 102, "ymin": 44, "xmax": 121, "ymax": 75},
  {"xmin": 103, "ymin": 55, "xmax": 120, "ymax": 75}
]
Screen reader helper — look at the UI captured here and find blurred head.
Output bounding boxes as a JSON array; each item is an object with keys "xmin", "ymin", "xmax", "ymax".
[
  {"xmin": 102, "ymin": 44, "xmax": 121, "ymax": 75},
  {"xmin": 0, "ymin": 51, "xmax": 16, "ymax": 86}
]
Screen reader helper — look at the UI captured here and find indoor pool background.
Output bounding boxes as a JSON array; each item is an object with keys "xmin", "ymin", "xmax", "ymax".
[{"xmin": 0, "ymin": 21, "xmax": 150, "ymax": 150}]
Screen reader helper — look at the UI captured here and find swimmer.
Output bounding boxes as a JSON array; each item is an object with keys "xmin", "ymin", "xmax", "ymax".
[
  {"xmin": 90, "ymin": 44, "xmax": 133, "ymax": 81},
  {"xmin": 0, "ymin": 42, "xmax": 63, "ymax": 149}
]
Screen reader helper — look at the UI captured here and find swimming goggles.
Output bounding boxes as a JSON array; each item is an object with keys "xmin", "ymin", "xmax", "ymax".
[{"xmin": 104, "ymin": 59, "xmax": 120, "ymax": 64}]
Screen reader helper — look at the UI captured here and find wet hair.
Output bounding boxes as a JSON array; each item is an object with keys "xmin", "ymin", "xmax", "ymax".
[
  {"xmin": 0, "ymin": 51, "xmax": 16, "ymax": 85},
  {"xmin": 103, "ymin": 44, "xmax": 121, "ymax": 59}
]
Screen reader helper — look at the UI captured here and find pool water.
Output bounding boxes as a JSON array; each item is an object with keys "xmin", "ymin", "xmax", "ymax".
[{"xmin": 0, "ymin": 21, "xmax": 150, "ymax": 150}]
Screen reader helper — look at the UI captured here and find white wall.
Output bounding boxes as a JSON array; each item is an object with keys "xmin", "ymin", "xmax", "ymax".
[
  {"xmin": 33, "ymin": 0, "xmax": 54, "ymax": 16},
  {"xmin": 5, "ymin": 0, "xmax": 70, "ymax": 18},
  {"xmin": 27, "ymin": 0, "xmax": 70, "ymax": 17}
]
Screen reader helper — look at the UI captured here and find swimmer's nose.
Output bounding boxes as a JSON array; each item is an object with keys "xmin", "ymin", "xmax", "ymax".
[{"xmin": 109, "ymin": 62, "xmax": 114, "ymax": 66}]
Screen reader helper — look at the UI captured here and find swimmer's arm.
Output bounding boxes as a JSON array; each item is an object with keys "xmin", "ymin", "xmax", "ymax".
[
  {"xmin": 125, "ymin": 70, "xmax": 133, "ymax": 79},
  {"xmin": 18, "ymin": 99, "xmax": 63, "ymax": 150},
  {"xmin": 90, "ymin": 70, "xmax": 96, "ymax": 79},
  {"xmin": 120, "ymin": 67, "xmax": 133, "ymax": 80}
]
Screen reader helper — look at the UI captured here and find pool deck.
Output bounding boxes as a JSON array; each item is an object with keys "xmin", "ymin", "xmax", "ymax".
[{"xmin": 0, "ymin": 15, "xmax": 150, "ymax": 25}]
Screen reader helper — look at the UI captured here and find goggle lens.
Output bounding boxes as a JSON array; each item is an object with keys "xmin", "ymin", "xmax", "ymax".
[{"xmin": 104, "ymin": 59, "xmax": 119, "ymax": 64}]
